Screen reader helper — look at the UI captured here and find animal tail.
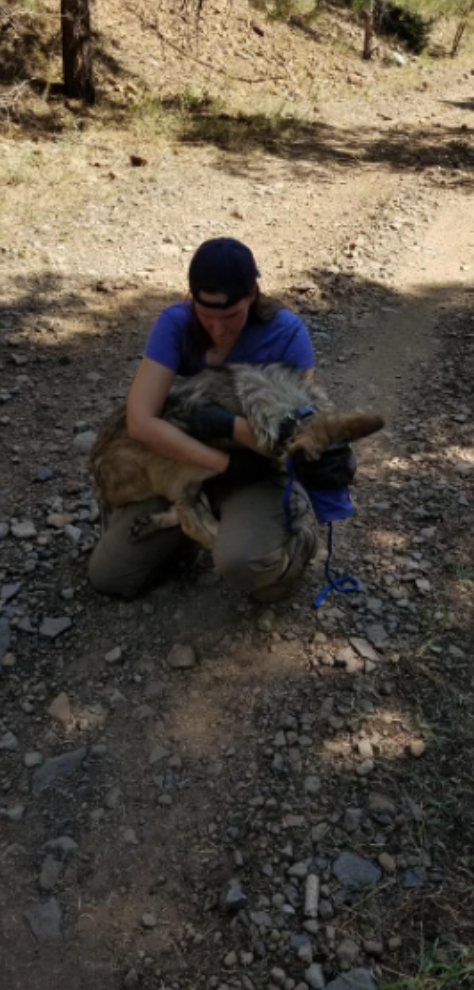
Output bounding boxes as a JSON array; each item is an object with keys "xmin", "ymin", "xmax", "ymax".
[{"xmin": 287, "ymin": 412, "xmax": 385, "ymax": 460}]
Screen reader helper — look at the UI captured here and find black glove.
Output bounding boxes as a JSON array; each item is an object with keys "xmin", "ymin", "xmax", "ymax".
[
  {"xmin": 188, "ymin": 403, "xmax": 235, "ymax": 441},
  {"xmin": 216, "ymin": 449, "xmax": 273, "ymax": 486},
  {"xmin": 292, "ymin": 442, "xmax": 357, "ymax": 490}
]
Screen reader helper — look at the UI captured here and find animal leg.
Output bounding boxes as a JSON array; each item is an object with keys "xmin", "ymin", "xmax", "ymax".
[
  {"xmin": 176, "ymin": 494, "xmax": 219, "ymax": 550},
  {"xmin": 130, "ymin": 506, "xmax": 180, "ymax": 541}
]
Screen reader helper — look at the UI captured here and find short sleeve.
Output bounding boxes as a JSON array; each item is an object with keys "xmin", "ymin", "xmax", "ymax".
[
  {"xmin": 144, "ymin": 305, "xmax": 187, "ymax": 371},
  {"xmin": 280, "ymin": 313, "xmax": 315, "ymax": 370}
]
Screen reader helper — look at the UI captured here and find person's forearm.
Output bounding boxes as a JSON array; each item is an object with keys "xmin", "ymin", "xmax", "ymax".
[
  {"xmin": 233, "ymin": 416, "xmax": 259, "ymax": 450},
  {"xmin": 128, "ymin": 415, "xmax": 230, "ymax": 473}
]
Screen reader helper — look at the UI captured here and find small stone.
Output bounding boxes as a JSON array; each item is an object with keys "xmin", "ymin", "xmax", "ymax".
[
  {"xmin": 304, "ymin": 963, "xmax": 325, "ymax": 989},
  {"xmin": 0, "ymin": 730, "xmax": 19, "ymax": 751},
  {"xmin": 298, "ymin": 943, "xmax": 313, "ymax": 965},
  {"xmin": 0, "ymin": 523, "xmax": 9, "ymax": 539},
  {"xmin": 39, "ymin": 855, "xmax": 63, "ymax": 891},
  {"xmin": 122, "ymin": 827, "xmax": 139, "ymax": 845},
  {"xmin": 12, "ymin": 520, "xmax": 37, "ymax": 539},
  {"xmin": 221, "ymin": 878, "xmax": 247, "ymax": 913},
  {"xmin": 47, "ymin": 692, "xmax": 71, "ymax": 725},
  {"xmin": 24, "ymin": 751, "xmax": 43, "ymax": 768},
  {"xmin": 311, "ymin": 821, "xmax": 329, "ymax": 843},
  {"xmin": 0, "ymin": 804, "xmax": 24, "ymax": 822},
  {"xmin": 337, "ymin": 938, "xmax": 359, "ymax": 968},
  {"xmin": 271, "ymin": 968, "xmax": 287, "ymax": 987},
  {"xmin": 33, "ymin": 747, "xmax": 87, "ymax": 794},
  {"xmin": 333, "ymin": 852, "xmax": 381, "ymax": 888},
  {"xmin": 363, "ymin": 939, "xmax": 384, "ymax": 957},
  {"xmin": 105, "ymin": 645, "xmax": 122, "ymax": 664},
  {"xmin": 357, "ymin": 739, "xmax": 374, "ymax": 760},
  {"xmin": 224, "ymin": 950, "xmax": 237, "ymax": 968},
  {"xmin": 325, "ymin": 969, "xmax": 376, "ymax": 990},
  {"xmin": 123, "ymin": 968, "xmax": 140, "ymax": 990},
  {"xmin": 35, "ymin": 466, "xmax": 54, "ymax": 482},
  {"xmin": 39, "ymin": 616, "xmax": 72, "ymax": 639},
  {"xmin": 141, "ymin": 912, "xmax": 157, "ymax": 928},
  {"xmin": 44, "ymin": 836, "xmax": 78, "ymax": 857},
  {"xmin": 149, "ymin": 744, "xmax": 170, "ymax": 765},
  {"xmin": 72, "ymin": 430, "xmax": 97, "ymax": 453},
  {"xmin": 356, "ymin": 759, "xmax": 375, "ymax": 777},
  {"xmin": 388, "ymin": 935, "xmax": 402, "ymax": 951},
  {"xmin": 24, "ymin": 898, "xmax": 63, "ymax": 942},
  {"xmin": 167, "ymin": 643, "xmax": 197, "ymax": 669},
  {"xmin": 1, "ymin": 582, "xmax": 21, "ymax": 603},
  {"xmin": 409, "ymin": 739, "xmax": 426, "ymax": 758},
  {"xmin": 378, "ymin": 852, "xmax": 396, "ymax": 874},
  {"xmin": 288, "ymin": 861, "xmax": 308, "ymax": 879},
  {"xmin": 304, "ymin": 775, "xmax": 322, "ymax": 797},
  {"xmin": 104, "ymin": 786, "xmax": 122, "ymax": 809},
  {"xmin": 349, "ymin": 637, "xmax": 380, "ymax": 662},
  {"xmin": 368, "ymin": 793, "xmax": 396, "ymax": 817}
]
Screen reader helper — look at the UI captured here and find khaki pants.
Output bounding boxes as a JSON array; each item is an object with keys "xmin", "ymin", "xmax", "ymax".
[{"xmin": 88, "ymin": 475, "xmax": 317, "ymax": 602}]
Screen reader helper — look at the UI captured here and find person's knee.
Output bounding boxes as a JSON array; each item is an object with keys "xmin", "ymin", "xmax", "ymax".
[{"xmin": 215, "ymin": 544, "xmax": 288, "ymax": 593}]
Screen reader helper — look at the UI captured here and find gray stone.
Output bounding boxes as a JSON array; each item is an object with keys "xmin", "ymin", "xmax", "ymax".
[
  {"xmin": 149, "ymin": 744, "xmax": 170, "ymax": 765},
  {"xmin": 325, "ymin": 969, "xmax": 376, "ymax": 990},
  {"xmin": 304, "ymin": 775, "xmax": 322, "ymax": 797},
  {"xmin": 349, "ymin": 637, "xmax": 380, "ymax": 662},
  {"xmin": 167, "ymin": 643, "xmax": 197, "ymax": 669},
  {"xmin": 0, "ymin": 803, "xmax": 24, "ymax": 822},
  {"xmin": 0, "ymin": 523, "xmax": 9, "ymax": 539},
  {"xmin": 39, "ymin": 616, "xmax": 72, "ymax": 639},
  {"xmin": 105, "ymin": 645, "xmax": 122, "ymax": 664},
  {"xmin": 122, "ymin": 828, "xmax": 139, "ymax": 845},
  {"xmin": 0, "ymin": 617, "xmax": 11, "ymax": 659},
  {"xmin": 12, "ymin": 520, "xmax": 37, "ymax": 539},
  {"xmin": 44, "ymin": 836, "xmax": 78, "ymax": 857},
  {"xmin": 35, "ymin": 466, "xmax": 54, "ymax": 482},
  {"xmin": 333, "ymin": 852, "xmax": 381, "ymax": 889},
  {"xmin": 39, "ymin": 855, "xmax": 63, "ymax": 891},
  {"xmin": 104, "ymin": 786, "xmax": 122, "ymax": 809},
  {"xmin": 33, "ymin": 747, "xmax": 87, "ymax": 794},
  {"xmin": 24, "ymin": 751, "xmax": 43, "ymax": 768},
  {"xmin": 221, "ymin": 878, "xmax": 247, "ymax": 913},
  {"xmin": 0, "ymin": 730, "xmax": 19, "ymax": 751},
  {"xmin": 24, "ymin": 898, "xmax": 63, "ymax": 942},
  {"xmin": 141, "ymin": 912, "xmax": 157, "ymax": 928},
  {"xmin": 72, "ymin": 430, "xmax": 97, "ymax": 454},
  {"xmin": 1, "ymin": 582, "xmax": 21, "ymax": 603},
  {"xmin": 304, "ymin": 963, "xmax": 325, "ymax": 989},
  {"xmin": 337, "ymin": 938, "xmax": 360, "ymax": 968},
  {"xmin": 123, "ymin": 969, "xmax": 140, "ymax": 990}
]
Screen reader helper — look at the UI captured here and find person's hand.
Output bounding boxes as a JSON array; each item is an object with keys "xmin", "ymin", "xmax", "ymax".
[
  {"xmin": 217, "ymin": 449, "xmax": 273, "ymax": 485},
  {"xmin": 292, "ymin": 443, "xmax": 357, "ymax": 490},
  {"xmin": 188, "ymin": 403, "xmax": 235, "ymax": 441}
]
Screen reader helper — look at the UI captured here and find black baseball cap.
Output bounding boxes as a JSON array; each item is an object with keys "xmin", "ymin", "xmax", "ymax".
[{"xmin": 188, "ymin": 237, "xmax": 260, "ymax": 309}]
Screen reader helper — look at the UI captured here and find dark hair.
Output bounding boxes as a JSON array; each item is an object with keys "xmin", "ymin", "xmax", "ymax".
[{"xmin": 183, "ymin": 289, "xmax": 283, "ymax": 373}]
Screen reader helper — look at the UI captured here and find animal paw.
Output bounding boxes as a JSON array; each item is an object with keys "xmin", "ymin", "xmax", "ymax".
[{"xmin": 129, "ymin": 514, "xmax": 157, "ymax": 541}]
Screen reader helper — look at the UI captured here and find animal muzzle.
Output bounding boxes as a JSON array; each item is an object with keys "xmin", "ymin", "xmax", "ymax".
[{"xmin": 286, "ymin": 412, "xmax": 385, "ymax": 460}]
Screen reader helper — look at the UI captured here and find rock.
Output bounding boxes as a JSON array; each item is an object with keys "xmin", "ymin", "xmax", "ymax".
[
  {"xmin": 24, "ymin": 898, "xmax": 63, "ymax": 942},
  {"xmin": 312, "ymin": 821, "xmax": 329, "ymax": 843},
  {"xmin": 39, "ymin": 616, "xmax": 72, "ymax": 639},
  {"xmin": 0, "ymin": 802, "xmax": 23, "ymax": 823},
  {"xmin": 105, "ymin": 645, "xmax": 122, "ymax": 664},
  {"xmin": 104, "ymin": 786, "xmax": 122, "ymax": 809},
  {"xmin": 1, "ymin": 582, "xmax": 21, "ymax": 603},
  {"xmin": 0, "ymin": 730, "xmax": 19, "ymax": 751},
  {"xmin": 326, "ymin": 970, "xmax": 376, "ymax": 990},
  {"xmin": 335, "ymin": 646, "xmax": 362, "ymax": 672},
  {"xmin": 24, "ymin": 751, "xmax": 43, "ymax": 768},
  {"xmin": 149, "ymin": 744, "xmax": 170, "ymax": 765},
  {"xmin": 378, "ymin": 852, "xmax": 396, "ymax": 874},
  {"xmin": 221, "ymin": 878, "xmax": 247, "ymax": 913},
  {"xmin": 0, "ymin": 522, "xmax": 9, "ymax": 539},
  {"xmin": 333, "ymin": 852, "xmax": 381, "ymax": 889},
  {"xmin": 304, "ymin": 775, "xmax": 322, "ymax": 796},
  {"xmin": 47, "ymin": 692, "xmax": 72, "ymax": 725},
  {"xmin": 349, "ymin": 637, "xmax": 380, "ymax": 662},
  {"xmin": 365, "ymin": 623, "xmax": 388, "ymax": 648},
  {"xmin": 224, "ymin": 950, "xmax": 237, "ymax": 968},
  {"xmin": 368, "ymin": 793, "xmax": 396, "ymax": 818},
  {"xmin": 123, "ymin": 969, "xmax": 140, "ymax": 989},
  {"xmin": 44, "ymin": 836, "xmax": 78, "ymax": 857},
  {"xmin": 271, "ymin": 968, "xmax": 287, "ymax": 987},
  {"xmin": 39, "ymin": 854, "xmax": 63, "ymax": 891},
  {"xmin": 141, "ymin": 912, "xmax": 157, "ymax": 928},
  {"xmin": 35, "ymin": 466, "xmax": 54, "ymax": 482},
  {"xmin": 72, "ymin": 430, "xmax": 97, "ymax": 454},
  {"xmin": 364, "ymin": 939, "xmax": 384, "ymax": 957},
  {"xmin": 409, "ymin": 739, "xmax": 426, "ymax": 757},
  {"xmin": 0, "ymin": 617, "xmax": 11, "ymax": 659},
  {"xmin": 357, "ymin": 739, "xmax": 374, "ymax": 760},
  {"xmin": 122, "ymin": 827, "xmax": 139, "ymax": 845},
  {"xmin": 33, "ymin": 747, "xmax": 87, "ymax": 794},
  {"xmin": 356, "ymin": 759, "xmax": 375, "ymax": 777},
  {"xmin": 167, "ymin": 643, "xmax": 197, "ymax": 669},
  {"xmin": 11, "ymin": 520, "xmax": 37, "ymax": 539},
  {"xmin": 288, "ymin": 861, "xmax": 309, "ymax": 879},
  {"xmin": 337, "ymin": 938, "xmax": 360, "ymax": 968},
  {"xmin": 304, "ymin": 963, "xmax": 325, "ymax": 989},
  {"xmin": 304, "ymin": 874, "xmax": 320, "ymax": 918}
]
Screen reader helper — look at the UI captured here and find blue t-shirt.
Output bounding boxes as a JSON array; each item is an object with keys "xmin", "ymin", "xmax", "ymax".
[{"xmin": 144, "ymin": 301, "xmax": 314, "ymax": 377}]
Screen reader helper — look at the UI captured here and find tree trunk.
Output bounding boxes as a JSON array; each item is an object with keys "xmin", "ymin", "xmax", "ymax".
[
  {"xmin": 451, "ymin": 0, "xmax": 474, "ymax": 57},
  {"xmin": 362, "ymin": 8, "xmax": 374, "ymax": 60},
  {"xmin": 61, "ymin": 0, "xmax": 95, "ymax": 104}
]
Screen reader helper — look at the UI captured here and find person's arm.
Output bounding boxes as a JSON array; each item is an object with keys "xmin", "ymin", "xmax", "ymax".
[{"xmin": 127, "ymin": 358, "xmax": 230, "ymax": 473}]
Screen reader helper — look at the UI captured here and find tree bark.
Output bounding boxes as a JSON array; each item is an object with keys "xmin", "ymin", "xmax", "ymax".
[
  {"xmin": 362, "ymin": 9, "xmax": 374, "ymax": 60},
  {"xmin": 61, "ymin": 0, "xmax": 95, "ymax": 104},
  {"xmin": 451, "ymin": 0, "xmax": 474, "ymax": 57}
]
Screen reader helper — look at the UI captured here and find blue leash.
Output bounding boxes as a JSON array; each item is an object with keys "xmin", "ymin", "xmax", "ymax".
[{"xmin": 283, "ymin": 457, "xmax": 360, "ymax": 609}]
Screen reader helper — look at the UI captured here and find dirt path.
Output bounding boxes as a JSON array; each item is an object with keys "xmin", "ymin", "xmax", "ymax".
[{"xmin": 1, "ymin": 65, "xmax": 473, "ymax": 990}]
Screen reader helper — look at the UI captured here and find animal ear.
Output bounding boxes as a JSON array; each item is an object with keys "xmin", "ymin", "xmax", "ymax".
[{"xmin": 286, "ymin": 432, "xmax": 325, "ymax": 460}]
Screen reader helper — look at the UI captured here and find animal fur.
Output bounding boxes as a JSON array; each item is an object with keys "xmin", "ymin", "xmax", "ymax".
[{"xmin": 91, "ymin": 364, "xmax": 384, "ymax": 548}]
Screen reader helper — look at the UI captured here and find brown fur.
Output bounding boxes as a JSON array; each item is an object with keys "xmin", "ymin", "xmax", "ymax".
[{"xmin": 91, "ymin": 364, "xmax": 384, "ymax": 547}]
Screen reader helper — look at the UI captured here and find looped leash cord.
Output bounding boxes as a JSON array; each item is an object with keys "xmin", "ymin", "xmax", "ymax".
[
  {"xmin": 283, "ymin": 456, "xmax": 360, "ymax": 609},
  {"xmin": 312, "ymin": 522, "xmax": 360, "ymax": 609}
]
